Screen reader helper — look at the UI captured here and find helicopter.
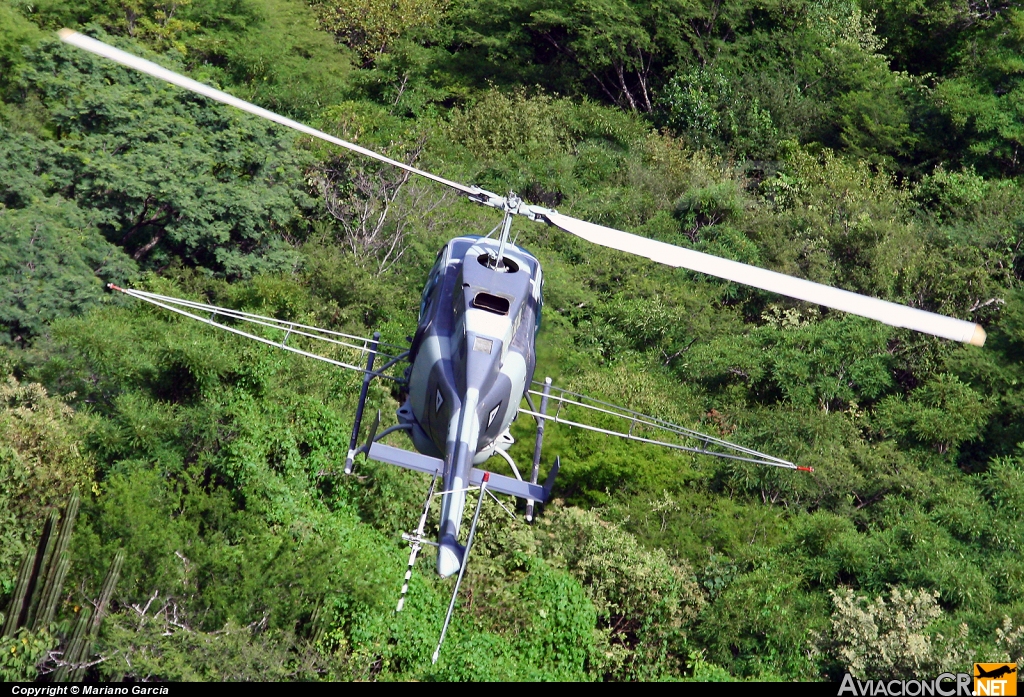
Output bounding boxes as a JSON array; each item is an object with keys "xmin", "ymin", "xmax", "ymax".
[{"xmin": 60, "ymin": 29, "xmax": 987, "ymax": 662}]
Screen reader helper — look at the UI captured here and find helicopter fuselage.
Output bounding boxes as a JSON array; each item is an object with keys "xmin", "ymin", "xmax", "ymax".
[{"xmin": 399, "ymin": 236, "xmax": 543, "ymax": 576}]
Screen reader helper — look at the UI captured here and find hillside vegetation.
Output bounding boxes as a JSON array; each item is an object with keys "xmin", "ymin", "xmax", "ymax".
[{"xmin": 1, "ymin": 0, "xmax": 1023, "ymax": 681}]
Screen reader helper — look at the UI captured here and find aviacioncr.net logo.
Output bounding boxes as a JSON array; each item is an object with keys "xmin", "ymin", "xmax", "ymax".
[{"xmin": 838, "ymin": 672, "xmax": 973, "ymax": 696}]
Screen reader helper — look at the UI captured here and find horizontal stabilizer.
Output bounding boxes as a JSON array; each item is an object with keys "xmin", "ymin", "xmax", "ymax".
[
  {"xmin": 368, "ymin": 443, "xmax": 443, "ymax": 476},
  {"xmin": 367, "ymin": 443, "xmax": 554, "ymax": 502},
  {"xmin": 468, "ymin": 468, "xmax": 548, "ymax": 501}
]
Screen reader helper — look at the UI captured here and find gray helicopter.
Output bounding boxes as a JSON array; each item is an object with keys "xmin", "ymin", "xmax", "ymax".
[{"xmin": 62, "ymin": 29, "xmax": 987, "ymax": 662}]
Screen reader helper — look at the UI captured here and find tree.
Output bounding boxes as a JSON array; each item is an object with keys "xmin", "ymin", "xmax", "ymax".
[
  {"xmin": 0, "ymin": 376, "xmax": 95, "ymax": 583},
  {"xmin": 874, "ymin": 373, "xmax": 990, "ymax": 454},
  {"xmin": 446, "ymin": 0, "xmax": 701, "ymax": 111},
  {"xmin": 821, "ymin": 587, "xmax": 968, "ymax": 679},
  {"xmin": 0, "ymin": 192, "xmax": 137, "ymax": 343},
  {"xmin": 307, "ymin": 101, "xmax": 448, "ymax": 275},
  {"xmin": 537, "ymin": 503, "xmax": 705, "ymax": 680},
  {"xmin": 11, "ymin": 33, "xmax": 315, "ymax": 279},
  {"xmin": 310, "ymin": 0, "xmax": 448, "ymax": 62}
]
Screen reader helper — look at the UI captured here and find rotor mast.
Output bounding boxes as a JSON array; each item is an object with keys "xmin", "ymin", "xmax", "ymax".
[{"xmin": 491, "ymin": 192, "xmax": 521, "ymax": 270}]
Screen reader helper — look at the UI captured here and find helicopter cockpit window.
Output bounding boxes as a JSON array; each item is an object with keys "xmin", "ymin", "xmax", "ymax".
[
  {"xmin": 535, "ymin": 279, "xmax": 544, "ymax": 332},
  {"xmin": 420, "ymin": 250, "xmax": 446, "ymax": 319},
  {"xmin": 472, "ymin": 292, "xmax": 510, "ymax": 315}
]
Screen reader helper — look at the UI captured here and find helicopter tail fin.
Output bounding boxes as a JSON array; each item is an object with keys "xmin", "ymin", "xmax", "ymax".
[
  {"xmin": 437, "ymin": 536, "xmax": 465, "ymax": 578},
  {"xmin": 543, "ymin": 456, "xmax": 560, "ymax": 500}
]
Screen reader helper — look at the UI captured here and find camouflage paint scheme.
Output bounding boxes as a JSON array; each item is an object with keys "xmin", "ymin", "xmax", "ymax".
[{"xmin": 400, "ymin": 236, "xmax": 542, "ymax": 576}]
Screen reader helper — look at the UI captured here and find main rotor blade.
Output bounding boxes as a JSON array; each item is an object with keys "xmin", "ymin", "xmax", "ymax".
[
  {"xmin": 58, "ymin": 30, "xmax": 487, "ymax": 200},
  {"xmin": 57, "ymin": 30, "xmax": 987, "ymax": 347},
  {"xmin": 544, "ymin": 212, "xmax": 986, "ymax": 346}
]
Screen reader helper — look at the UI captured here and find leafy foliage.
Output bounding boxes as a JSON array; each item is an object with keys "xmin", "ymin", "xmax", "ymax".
[
  {"xmin": 2, "ymin": 0, "xmax": 1024, "ymax": 682},
  {"xmin": 0, "ymin": 193, "xmax": 138, "ymax": 343},
  {"xmin": 18, "ymin": 34, "xmax": 314, "ymax": 276},
  {"xmin": 311, "ymin": 0, "xmax": 448, "ymax": 61},
  {"xmin": 0, "ymin": 377, "xmax": 94, "ymax": 585},
  {"xmin": 821, "ymin": 587, "xmax": 969, "ymax": 679},
  {"xmin": 538, "ymin": 504, "xmax": 704, "ymax": 679},
  {"xmin": 0, "ymin": 627, "xmax": 54, "ymax": 681}
]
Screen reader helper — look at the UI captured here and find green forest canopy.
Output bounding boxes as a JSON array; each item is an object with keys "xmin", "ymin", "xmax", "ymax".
[{"xmin": 1, "ymin": 0, "xmax": 1024, "ymax": 681}]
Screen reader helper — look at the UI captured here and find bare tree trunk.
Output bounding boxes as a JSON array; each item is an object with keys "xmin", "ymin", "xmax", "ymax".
[
  {"xmin": 311, "ymin": 136, "xmax": 447, "ymax": 275},
  {"xmin": 132, "ymin": 229, "xmax": 166, "ymax": 260},
  {"xmin": 615, "ymin": 63, "xmax": 639, "ymax": 111},
  {"xmin": 634, "ymin": 48, "xmax": 653, "ymax": 112},
  {"xmin": 538, "ymin": 33, "xmax": 625, "ymax": 107}
]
